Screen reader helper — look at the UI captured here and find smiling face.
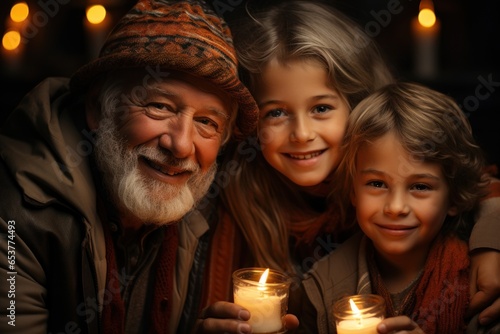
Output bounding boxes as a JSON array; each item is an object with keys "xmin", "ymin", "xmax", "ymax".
[
  {"xmin": 254, "ymin": 59, "xmax": 350, "ymax": 187},
  {"xmin": 351, "ymin": 131, "xmax": 457, "ymax": 264},
  {"xmin": 91, "ymin": 70, "xmax": 234, "ymax": 226}
]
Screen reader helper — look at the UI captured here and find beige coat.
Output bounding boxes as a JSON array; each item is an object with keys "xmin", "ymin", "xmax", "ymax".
[{"xmin": 0, "ymin": 78, "xmax": 209, "ymax": 333}]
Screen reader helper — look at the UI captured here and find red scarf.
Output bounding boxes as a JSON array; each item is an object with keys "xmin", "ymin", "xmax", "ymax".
[
  {"xmin": 201, "ymin": 208, "xmax": 243, "ymax": 306},
  {"xmin": 370, "ymin": 234, "xmax": 469, "ymax": 333},
  {"xmin": 101, "ymin": 222, "xmax": 178, "ymax": 334}
]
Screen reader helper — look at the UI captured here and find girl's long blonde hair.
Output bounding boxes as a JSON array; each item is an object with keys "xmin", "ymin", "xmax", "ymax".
[{"xmin": 220, "ymin": 0, "xmax": 394, "ymax": 275}]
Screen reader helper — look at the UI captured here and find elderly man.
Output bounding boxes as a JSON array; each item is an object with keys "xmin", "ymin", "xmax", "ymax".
[{"xmin": 0, "ymin": 1, "xmax": 261, "ymax": 333}]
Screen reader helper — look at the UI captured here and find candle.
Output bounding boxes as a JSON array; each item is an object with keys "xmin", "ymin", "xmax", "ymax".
[
  {"xmin": 411, "ymin": 0, "xmax": 440, "ymax": 79},
  {"xmin": 2, "ymin": 31, "xmax": 23, "ymax": 73},
  {"xmin": 84, "ymin": 5, "xmax": 112, "ymax": 59},
  {"xmin": 233, "ymin": 268, "xmax": 291, "ymax": 334},
  {"xmin": 333, "ymin": 294, "xmax": 385, "ymax": 334},
  {"xmin": 233, "ymin": 287, "xmax": 283, "ymax": 332},
  {"xmin": 337, "ymin": 317, "xmax": 381, "ymax": 334}
]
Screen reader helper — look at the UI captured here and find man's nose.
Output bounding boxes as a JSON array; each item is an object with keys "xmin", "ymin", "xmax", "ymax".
[{"xmin": 158, "ymin": 114, "xmax": 195, "ymax": 158}]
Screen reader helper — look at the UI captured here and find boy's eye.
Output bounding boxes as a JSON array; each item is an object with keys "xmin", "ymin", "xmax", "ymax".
[
  {"xmin": 411, "ymin": 183, "xmax": 432, "ymax": 191},
  {"xmin": 264, "ymin": 108, "xmax": 286, "ymax": 118},
  {"xmin": 367, "ymin": 180, "xmax": 385, "ymax": 188}
]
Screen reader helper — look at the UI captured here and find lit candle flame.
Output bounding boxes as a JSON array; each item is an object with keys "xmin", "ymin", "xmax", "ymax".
[
  {"xmin": 418, "ymin": 9, "xmax": 436, "ymax": 28},
  {"xmin": 86, "ymin": 5, "xmax": 107, "ymax": 25},
  {"xmin": 418, "ymin": 0, "xmax": 436, "ymax": 28},
  {"xmin": 349, "ymin": 298, "xmax": 363, "ymax": 325},
  {"xmin": 257, "ymin": 268, "xmax": 270, "ymax": 291}
]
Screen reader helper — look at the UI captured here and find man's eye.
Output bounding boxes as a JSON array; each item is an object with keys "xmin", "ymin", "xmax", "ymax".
[
  {"xmin": 195, "ymin": 117, "xmax": 225, "ymax": 138},
  {"xmin": 143, "ymin": 103, "xmax": 175, "ymax": 118},
  {"xmin": 197, "ymin": 117, "xmax": 219, "ymax": 129},
  {"xmin": 148, "ymin": 103, "xmax": 172, "ymax": 112}
]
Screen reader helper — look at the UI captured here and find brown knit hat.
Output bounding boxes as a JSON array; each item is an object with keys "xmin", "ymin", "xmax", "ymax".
[{"xmin": 70, "ymin": 0, "xmax": 257, "ymax": 138}]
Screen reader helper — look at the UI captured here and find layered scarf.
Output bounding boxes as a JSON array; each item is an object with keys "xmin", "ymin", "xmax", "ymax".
[
  {"xmin": 101, "ymin": 221, "xmax": 179, "ymax": 334},
  {"xmin": 284, "ymin": 171, "xmax": 358, "ymax": 253},
  {"xmin": 288, "ymin": 204, "xmax": 339, "ymax": 246},
  {"xmin": 288, "ymin": 203, "xmax": 357, "ymax": 273},
  {"xmin": 200, "ymin": 208, "xmax": 243, "ymax": 306},
  {"xmin": 368, "ymin": 234, "xmax": 470, "ymax": 333}
]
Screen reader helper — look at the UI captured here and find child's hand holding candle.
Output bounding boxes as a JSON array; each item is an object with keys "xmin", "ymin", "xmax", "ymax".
[{"xmin": 233, "ymin": 268, "xmax": 291, "ymax": 334}]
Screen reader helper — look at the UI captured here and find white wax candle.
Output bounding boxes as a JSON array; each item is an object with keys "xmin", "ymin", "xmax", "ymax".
[
  {"xmin": 337, "ymin": 317, "xmax": 382, "ymax": 334},
  {"xmin": 234, "ymin": 287, "xmax": 283, "ymax": 333}
]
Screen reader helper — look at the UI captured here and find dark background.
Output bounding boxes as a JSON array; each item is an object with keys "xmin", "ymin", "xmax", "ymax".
[{"xmin": 1, "ymin": 0, "xmax": 499, "ymax": 167}]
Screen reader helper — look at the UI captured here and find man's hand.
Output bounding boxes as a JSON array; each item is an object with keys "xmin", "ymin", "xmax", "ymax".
[
  {"xmin": 194, "ymin": 301, "xmax": 299, "ymax": 333},
  {"xmin": 468, "ymin": 249, "xmax": 500, "ymax": 326}
]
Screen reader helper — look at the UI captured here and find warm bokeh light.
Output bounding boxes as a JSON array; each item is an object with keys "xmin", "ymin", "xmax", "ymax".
[
  {"xmin": 10, "ymin": 2, "xmax": 29, "ymax": 23},
  {"xmin": 2, "ymin": 30, "xmax": 22, "ymax": 51},
  {"xmin": 86, "ymin": 5, "xmax": 107, "ymax": 24},
  {"xmin": 418, "ymin": 8, "xmax": 436, "ymax": 28}
]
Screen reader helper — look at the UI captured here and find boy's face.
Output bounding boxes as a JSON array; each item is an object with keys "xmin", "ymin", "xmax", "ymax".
[
  {"xmin": 254, "ymin": 58, "xmax": 350, "ymax": 187},
  {"xmin": 351, "ymin": 131, "xmax": 457, "ymax": 266}
]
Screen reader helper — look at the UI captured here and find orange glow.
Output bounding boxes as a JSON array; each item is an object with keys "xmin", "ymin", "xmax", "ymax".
[
  {"xmin": 418, "ymin": 8, "xmax": 436, "ymax": 28},
  {"xmin": 10, "ymin": 2, "xmax": 29, "ymax": 23},
  {"xmin": 2, "ymin": 31, "xmax": 21, "ymax": 51},
  {"xmin": 86, "ymin": 5, "xmax": 107, "ymax": 25}
]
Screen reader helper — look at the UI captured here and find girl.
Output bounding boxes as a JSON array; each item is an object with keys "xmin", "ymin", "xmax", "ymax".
[
  {"xmin": 294, "ymin": 82, "xmax": 492, "ymax": 333},
  {"xmin": 221, "ymin": 0, "xmax": 393, "ymax": 277}
]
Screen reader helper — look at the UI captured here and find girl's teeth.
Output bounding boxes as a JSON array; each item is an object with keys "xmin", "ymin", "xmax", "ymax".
[{"xmin": 289, "ymin": 151, "xmax": 321, "ymax": 159}]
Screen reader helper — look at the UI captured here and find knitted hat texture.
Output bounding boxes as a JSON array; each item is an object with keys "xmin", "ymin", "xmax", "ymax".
[{"xmin": 70, "ymin": 0, "xmax": 257, "ymax": 137}]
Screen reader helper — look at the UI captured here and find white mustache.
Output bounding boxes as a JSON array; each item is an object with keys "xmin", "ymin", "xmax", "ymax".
[{"xmin": 133, "ymin": 146, "xmax": 199, "ymax": 173}]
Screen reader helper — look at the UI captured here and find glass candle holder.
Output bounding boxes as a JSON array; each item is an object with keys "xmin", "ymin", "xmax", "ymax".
[
  {"xmin": 233, "ymin": 267, "xmax": 291, "ymax": 334},
  {"xmin": 332, "ymin": 294, "xmax": 385, "ymax": 334}
]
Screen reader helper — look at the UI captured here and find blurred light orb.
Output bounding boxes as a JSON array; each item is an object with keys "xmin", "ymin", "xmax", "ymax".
[
  {"xmin": 3, "ymin": 31, "xmax": 22, "ymax": 51},
  {"xmin": 10, "ymin": 2, "xmax": 29, "ymax": 23},
  {"xmin": 86, "ymin": 5, "xmax": 107, "ymax": 24},
  {"xmin": 418, "ymin": 8, "xmax": 436, "ymax": 28}
]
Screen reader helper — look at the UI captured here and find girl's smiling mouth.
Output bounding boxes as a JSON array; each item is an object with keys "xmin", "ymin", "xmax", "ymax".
[{"xmin": 286, "ymin": 149, "xmax": 326, "ymax": 160}]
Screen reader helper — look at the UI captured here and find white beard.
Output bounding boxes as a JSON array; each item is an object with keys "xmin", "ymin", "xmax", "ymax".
[{"xmin": 93, "ymin": 116, "xmax": 216, "ymax": 225}]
